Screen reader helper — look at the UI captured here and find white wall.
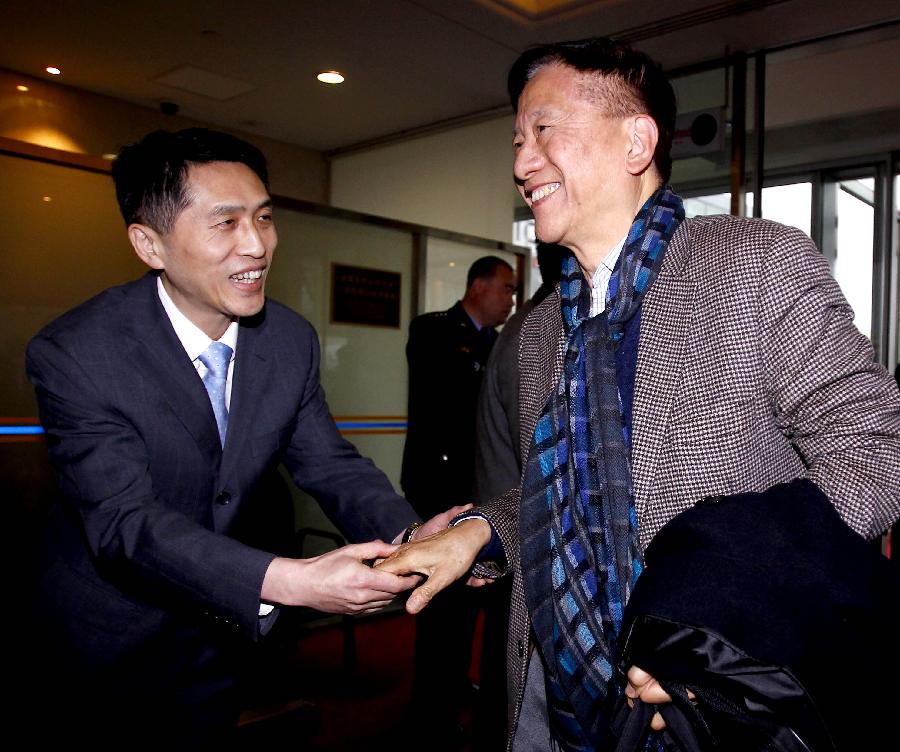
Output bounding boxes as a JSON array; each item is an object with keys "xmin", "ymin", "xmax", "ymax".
[{"xmin": 329, "ymin": 115, "xmax": 520, "ymax": 242}]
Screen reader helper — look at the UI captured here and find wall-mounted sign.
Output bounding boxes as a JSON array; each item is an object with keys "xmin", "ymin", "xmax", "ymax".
[{"xmin": 332, "ymin": 263, "xmax": 401, "ymax": 328}]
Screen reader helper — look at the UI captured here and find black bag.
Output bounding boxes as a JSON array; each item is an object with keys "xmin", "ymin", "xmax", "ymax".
[{"xmin": 612, "ymin": 479, "xmax": 900, "ymax": 752}]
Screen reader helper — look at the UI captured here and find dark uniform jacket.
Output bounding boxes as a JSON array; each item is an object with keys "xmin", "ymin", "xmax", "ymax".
[{"xmin": 401, "ymin": 300, "xmax": 496, "ymax": 517}]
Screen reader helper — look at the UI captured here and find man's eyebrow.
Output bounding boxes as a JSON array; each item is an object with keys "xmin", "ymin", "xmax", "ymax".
[
  {"xmin": 512, "ymin": 107, "xmax": 551, "ymax": 135},
  {"xmin": 209, "ymin": 204, "xmax": 243, "ymax": 217},
  {"xmin": 209, "ymin": 199, "xmax": 272, "ymax": 217}
]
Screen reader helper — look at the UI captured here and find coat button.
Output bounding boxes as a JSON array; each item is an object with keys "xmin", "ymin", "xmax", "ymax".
[
  {"xmin": 700, "ymin": 495, "xmax": 725, "ymax": 506},
  {"xmin": 216, "ymin": 491, "xmax": 231, "ymax": 505},
  {"xmin": 517, "ymin": 639, "xmax": 525, "ymax": 657}
]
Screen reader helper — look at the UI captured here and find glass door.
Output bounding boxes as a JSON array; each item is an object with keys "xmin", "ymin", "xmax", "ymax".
[{"xmin": 815, "ymin": 172, "xmax": 876, "ymax": 340}]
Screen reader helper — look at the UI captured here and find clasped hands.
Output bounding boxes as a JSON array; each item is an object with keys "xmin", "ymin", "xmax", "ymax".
[
  {"xmin": 375, "ymin": 516, "xmax": 493, "ymax": 612},
  {"xmin": 260, "ymin": 504, "xmax": 479, "ymax": 615}
]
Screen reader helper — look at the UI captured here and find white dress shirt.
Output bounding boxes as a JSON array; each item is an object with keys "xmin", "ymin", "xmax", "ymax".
[
  {"xmin": 156, "ymin": 277, "xmax": 239, "ymax": 404},
  {"xmin": 589, "ymin": 236, "xmax": 626, "ymax": 318}
]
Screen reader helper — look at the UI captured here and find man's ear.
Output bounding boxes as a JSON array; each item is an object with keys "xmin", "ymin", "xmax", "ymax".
[
  {"xmin": 127, "ymin": 224, "xmax": 165, "ymax": 270},
  {"xmin": 625, "ymin": 115, "xmax": 659, "ymax": 176}
]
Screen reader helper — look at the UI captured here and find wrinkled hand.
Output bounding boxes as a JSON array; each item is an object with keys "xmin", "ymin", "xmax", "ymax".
[
  {"xmin": 375, "ymin": 519, "xmax": 491, "ymax": 613},
  {"xmin": 261, "ymin": 540, "xmax": 421, "ymax": 615},
  {"xmin": 414, "ymin": 503, "xmax": 474, "ymax": 540},
  {"xmin": 626, "ymin": 666, "xmax": 695, "ymax": 732}
]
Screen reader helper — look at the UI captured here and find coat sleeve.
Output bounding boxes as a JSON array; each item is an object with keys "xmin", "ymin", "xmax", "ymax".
[
  {"xmin": 27, "ymin": 333, "xmax": 276, "ymax": 640},
  {"xmin": 761, "ymin": 225, "xmax": 900, "ymax": 538},
  {"xmin": 280, "ymin": 323, "xmax": 418, "ymax": 544},
  {"xmin": 470, "ymin": 486, "xmax": 521, "ymax": 579}
]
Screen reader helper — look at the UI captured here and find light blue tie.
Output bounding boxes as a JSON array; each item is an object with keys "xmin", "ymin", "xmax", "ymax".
[{"xmin": 198, "ymin": 341, "xmax": 233, "ymax": 446}]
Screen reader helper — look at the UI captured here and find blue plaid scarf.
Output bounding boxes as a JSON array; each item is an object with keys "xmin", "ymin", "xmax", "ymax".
[{"xmin": 520, "ymin": 186, "xmax": 684, "ymax": 750}]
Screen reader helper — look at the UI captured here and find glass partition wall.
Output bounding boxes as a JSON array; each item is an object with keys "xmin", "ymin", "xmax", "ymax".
[{"xmin": 669, "ymin": 23, "xmax": 899, "ymax": 367}]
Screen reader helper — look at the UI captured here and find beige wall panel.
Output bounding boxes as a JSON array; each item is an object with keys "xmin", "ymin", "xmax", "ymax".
[
  {"xmin": 0, "ymin": 154, "xmax": 142, "ymax": 415},
  {"xmin": 330, "ymin": 116, "xmax": 519, "ymax": 242}
]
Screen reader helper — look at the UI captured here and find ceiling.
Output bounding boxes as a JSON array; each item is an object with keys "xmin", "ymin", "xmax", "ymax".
[{"xmin": 3, "ymin": 0, "xmax": 898, "ymax": 154}]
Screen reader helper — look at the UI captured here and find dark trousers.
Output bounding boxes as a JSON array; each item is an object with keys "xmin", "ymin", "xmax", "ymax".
[
  {"xmin": 20, "ymin": 603, "xmax": 242, "ymax": 745},
  {"xmin": 410, "ymin": 578, "xmax": 511, "ymax": 749}
]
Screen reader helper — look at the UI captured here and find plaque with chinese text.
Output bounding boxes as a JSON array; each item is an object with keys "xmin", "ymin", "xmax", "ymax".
[{"xmin": 332, "ymin": 263, "xmax": 401, "ymax": 328}]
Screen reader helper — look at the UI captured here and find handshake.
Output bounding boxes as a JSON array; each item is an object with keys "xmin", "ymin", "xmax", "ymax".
[
  {"xmin": 376, "ymin": 511, "xmax": 495, "ymax": 614},
  {"xmin": 261, "ymin": 504, "xmax": 493, "ymax": 616}
]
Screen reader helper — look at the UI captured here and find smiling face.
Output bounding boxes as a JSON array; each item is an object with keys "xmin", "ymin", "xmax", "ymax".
[
  {"xmin": 130, "ymin": 161, "xmax": 276, "ymax": 339},
  {"xmin": 513, "ymin": 63, "xmax": 649, "ymax": 266}
]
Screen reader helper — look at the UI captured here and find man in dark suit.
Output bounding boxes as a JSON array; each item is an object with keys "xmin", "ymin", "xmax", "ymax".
[
  {"xmin": 400, "ymin": 256, "xmax": 515, "ymax": 744},
  {"xmin": 24, "ymin": 128, "xmax": 454, "ymax": 741}
]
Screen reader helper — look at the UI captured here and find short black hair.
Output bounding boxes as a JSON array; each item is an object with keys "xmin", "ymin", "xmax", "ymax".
[
  {"xmin": 112, "ymin": 128, "xmax": 269, "ymax": 233},
  {"xmin": 508, "ymin": 37, "xmax": 676, "ymax": 182},
  {"xmin": 466, "ymin": 255, "xmax": 513, "ymax": 288}
]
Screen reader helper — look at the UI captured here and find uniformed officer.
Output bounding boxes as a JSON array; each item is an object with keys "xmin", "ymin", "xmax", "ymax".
[
  {"xmin": 401, "ymin": 255, "xmax": 515, "ymax": 747},
  {"xmin": 401, "ymin": 256, "xmax": 516, "ymax": 517}
]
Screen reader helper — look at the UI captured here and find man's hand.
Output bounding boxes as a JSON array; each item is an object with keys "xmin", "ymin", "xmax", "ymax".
[
  {"xmin": 412, "ymin": 503, "xmax": 474, "ymax": 540},
  {"xmin": 261, "ymin": 540, "xmax": 420, "ymax": 615},
  {"xmin": 375, "ymin": 518, "xmax": 492, "ymax": 613},
  {"xmin": 626, "ymin": 666, "xmax": 695, "ymax": 732}
]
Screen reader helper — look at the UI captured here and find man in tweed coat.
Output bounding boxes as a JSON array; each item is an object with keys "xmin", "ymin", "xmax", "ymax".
[{"xmin": 380, "ymin": 38, "xmax": 900, "ymax": 750}]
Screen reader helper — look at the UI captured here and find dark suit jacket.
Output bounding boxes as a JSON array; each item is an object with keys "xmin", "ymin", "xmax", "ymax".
[
  {"xmin": 26, "ymin": 272, "xmax": 415, "ymax": 731},
  {"xmin": 401, "ymin": 300, "xmax": 495, "ymax": 516}
]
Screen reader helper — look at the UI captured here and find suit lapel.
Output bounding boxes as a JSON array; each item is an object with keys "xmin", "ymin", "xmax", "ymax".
[
  {"xmin": 219, "ymin": 310, "xmax": 270, "ymax": 484},
  {"xmin": 124, "ymin": 273, "xmax": 222, "ymax": 464},
  {"xmin": 632, "ymin": 222, "xmax": 695, "ymax": 523},
  {"xmin": 517, "ymin": 291, "xmax": 566, "ymax": 471}
]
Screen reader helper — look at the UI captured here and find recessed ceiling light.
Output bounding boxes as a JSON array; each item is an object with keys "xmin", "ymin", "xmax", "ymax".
[
  {"xmin": 16, "ymin": 85, "xmax": 29, "ymax": 92},
  {"xmin": 46, "ymin": 66, "xmax": 61, "ymax": 75},
  {"xmin": 448, "ymin": 262, "xmax": 456, "ymax": 268},
  {"xmin": 42, "ymin": 196, "xmax": 53, "ymax": 202},
  {"xmin": 317, "ymin": 70, "xmax": 344, "ymax": 85}
]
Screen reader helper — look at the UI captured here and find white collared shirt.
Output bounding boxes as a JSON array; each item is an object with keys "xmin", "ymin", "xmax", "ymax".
[
  {"xmin": 157, "ymin": 277, "xmax": 239, "ymax": 407},
  {"xmin": 589, "ymin": 236, "xmax": 626, "ymax": 318}
]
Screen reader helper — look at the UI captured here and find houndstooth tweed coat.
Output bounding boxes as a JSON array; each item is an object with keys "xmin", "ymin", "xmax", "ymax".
[{"xmin": 472, "ymin": 214, "xmax": 900, "ymax": 748}]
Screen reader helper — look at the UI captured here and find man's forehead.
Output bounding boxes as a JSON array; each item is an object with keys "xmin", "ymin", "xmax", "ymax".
[
  {"xmin": 183, "ymin": 162, "xmax": 268, "ymax": 203},
  {"xmin": 519, "ymin": 64, "xmax": 607, "ymax": 113},
  {"xmin": 184, "ymin": 160, "xmax": 250, "ymax": 183}
]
